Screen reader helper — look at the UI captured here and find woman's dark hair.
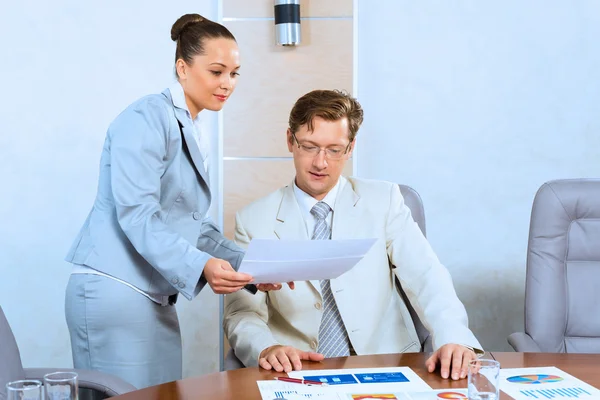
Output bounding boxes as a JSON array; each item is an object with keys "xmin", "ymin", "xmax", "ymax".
[{"xmin": 171, "ymin": 14, "xmax": 236, "ymax": 65}]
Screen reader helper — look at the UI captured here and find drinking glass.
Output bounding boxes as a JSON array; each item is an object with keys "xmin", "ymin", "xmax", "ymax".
[
  {"xmin": 468, "ymin": 359, "xmax": 500, "ymax": 400},
  {"xmin": 5, "ymin": 380, "xmax": 42, "ymax": 400},
  {"xmin": 43, "ymin": 372, "xmax": 78, "ymax": 400}
]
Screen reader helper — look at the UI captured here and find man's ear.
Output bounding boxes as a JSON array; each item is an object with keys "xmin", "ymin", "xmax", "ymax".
[
  {"xmin": 286, "ymin": 129, "xmax": 294, "ymax": 153},
  {"xmin": 346, "ymin": 139, "xmax": 356, "ymax": 158}
]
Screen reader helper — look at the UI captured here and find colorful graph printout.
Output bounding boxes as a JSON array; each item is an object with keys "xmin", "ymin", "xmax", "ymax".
[
  {"xmin": 257, "ymin": 367, "xmax": 432, "ymax": 400},
  {"xmin": 393, "ymin": 389, "xmax": 468, "ymax": 400},
  {"xmin": 348, "ymin": 390, "xmax": 468, "ymax": 400},
  {"xmin": 500, "ymin": 367, "xmax": 600, "ymax": 400}
]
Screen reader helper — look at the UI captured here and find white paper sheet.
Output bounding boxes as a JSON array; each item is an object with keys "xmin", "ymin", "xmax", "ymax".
[
  {"xmin": 256, "ymin": 381, "xmax": 345, "ymax": 400},
  {"xmin": 499, "ymin": 367, "xmax": 600, "ymax": 400},
  {"xmin": 257, "ymin": 367, "xmax": 433, "ymax": 400},
  {"xmin": 238, "ymin": 238, "xmax": 377, "ymax": 284},
  {"xmin": 288, "ymin": 367, "xmax": 432, "ymax": 394},
  {"xmin": 256, "ymin": 383, "xmax": 466, "ymax": 400}
]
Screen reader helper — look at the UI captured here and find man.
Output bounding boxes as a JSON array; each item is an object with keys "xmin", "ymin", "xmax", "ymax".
[{"xmin": 224, "ymin": 90, "xmax": 483, "ymax": 381}]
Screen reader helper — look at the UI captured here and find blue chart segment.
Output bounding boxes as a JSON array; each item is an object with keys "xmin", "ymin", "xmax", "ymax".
[
  {"xmin": 302, "ymin": 374, "xmax": 358, "ymax": 385},
  {"xmin": 520, "ymin": 388, "xmax": 593, "ymax": 399},
  {"xmin": 354, "ymin": 372, "xmax": 409, "ymax": 384}
]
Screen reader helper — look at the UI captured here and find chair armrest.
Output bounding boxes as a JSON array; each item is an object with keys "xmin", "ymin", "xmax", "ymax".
[
  {"xmin": 224, "ymin": 348, "xmax": 246, "ymax": 371},
  {"xmin": 507, "ymin": 332, "xmax": 542, "ymax": 352},
  {"xmin": 24, "ymin": 368, "xmax": 136, "ymax": 397}
]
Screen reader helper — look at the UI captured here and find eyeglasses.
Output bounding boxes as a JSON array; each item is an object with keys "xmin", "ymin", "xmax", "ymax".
[{"xmin": 291, "ymin": 132, "xmax": 351, "ymax": 160}]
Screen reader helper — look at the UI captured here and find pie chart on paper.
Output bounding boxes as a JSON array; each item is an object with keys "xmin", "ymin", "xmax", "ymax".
[
  {"xmin": 507, "ymin": 374, "xmax": 564, "ymax": 384},
  {"xmin": 436, "ymin": 392, "xmax": 467, "ymax": 399}
]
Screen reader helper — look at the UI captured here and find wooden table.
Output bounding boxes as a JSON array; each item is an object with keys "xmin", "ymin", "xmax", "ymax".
[{"xmin": 112, "ymin": 352, "xmax": 600, "ymax": 399}]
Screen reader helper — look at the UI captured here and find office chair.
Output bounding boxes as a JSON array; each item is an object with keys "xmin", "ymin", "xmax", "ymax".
[
  {"xmin": 508, "ymin": 179, "xmax": 600, "ymax": 352},
  {"xmin": 0, "ymin": 306, "xmax": 136, "ymax": 399}
]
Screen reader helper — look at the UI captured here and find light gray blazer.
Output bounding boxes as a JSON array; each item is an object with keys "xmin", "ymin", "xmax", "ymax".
[{"xmin": 66, "ymin": 89, "xmax": 243, "ymax": 301}]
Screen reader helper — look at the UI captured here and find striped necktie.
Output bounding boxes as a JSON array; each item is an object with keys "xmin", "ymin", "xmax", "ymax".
[{"xmin": 310, "ymin": 201, "xmax": 351, "ymax": 357}]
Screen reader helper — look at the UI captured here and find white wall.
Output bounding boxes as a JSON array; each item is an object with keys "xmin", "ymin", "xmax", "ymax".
[
  {"xmin": 3, "ymin": 0, "xmax": 599, "ymax": 376},
  {"xmin": 0, "ymin": 0, "xmax": 223, "ymax": 376},
  {"xmin": 357, "ymin": 1, "xmax": 600, "ymax": 351}
]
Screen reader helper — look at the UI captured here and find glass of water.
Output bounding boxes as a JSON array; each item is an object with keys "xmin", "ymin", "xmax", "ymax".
[
  {"xmin": 468, "ymin": 359, "xmax": 500, "ymax": 400},
  {"xmin": 43, "ymin": 372, "xmax": 78, "ymax": 400},
  {"xmin": 6, "ymin": 380, "xmax": 43, "ymax": 400}
]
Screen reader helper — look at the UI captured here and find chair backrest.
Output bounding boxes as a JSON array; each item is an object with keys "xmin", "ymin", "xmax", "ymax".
[
  {"xmin": 525, "ymin": 179, "xmax": 600, "ymax": 353},
  {"xmin": 399, "ymin": 185, "xmax": 427, "ymax": 237},
  {"xmin": 397, "ymin": 184, "xmax": 430, "ymax": 350},
  {"xmin": 0, "ymin": 306, "xmax": 25, "ymax": 400}
]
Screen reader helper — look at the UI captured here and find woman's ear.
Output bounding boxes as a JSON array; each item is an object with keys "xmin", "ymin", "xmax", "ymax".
[{"xmin": 175, "ymin": 59, "xmax": 187, "ymax": 81}]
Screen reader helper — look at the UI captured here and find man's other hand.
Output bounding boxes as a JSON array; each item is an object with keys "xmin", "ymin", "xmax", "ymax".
[
  {"xmin": 425, "ymin": 344, "xmax": 478, "ymax": 380},
  {"xmin": 258, "ymin": 345, "xmax": 323, "ymax": 373}
]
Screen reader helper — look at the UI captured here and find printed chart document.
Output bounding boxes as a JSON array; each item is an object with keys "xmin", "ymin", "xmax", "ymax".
[
  {"xmin": 256, "ymin": 387, "xmax": 468, "ymax": 400},
  {"xmin": 256, "ymin": 381, "xmax": 344, "ymax": 400},
  {"xmin": 499, "ymin": 367, "xmax": 600, "ymax": 399},
  {"xmin": 238, "ymin": 238, "xmax": 377, "ymax": 284},
  {"xmin": 345, "ymin": 389, "xmax": 468, "ymax": 399},
  {"xmin": 257, "ymin": 367, "xmax": 449, "ymax": 399}
]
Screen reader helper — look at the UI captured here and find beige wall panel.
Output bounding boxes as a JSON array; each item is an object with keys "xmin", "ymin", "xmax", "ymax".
[
  {"xmin": 223, "ymin": 19, "xmax": 353, "ymax": 157},
  {"xmin": 223, "ymin": 159, "xmax": 353, "ymax": 240},
  {"xmin": 223, "ymin": 0, "xmax": 353, "ymax": 18}
]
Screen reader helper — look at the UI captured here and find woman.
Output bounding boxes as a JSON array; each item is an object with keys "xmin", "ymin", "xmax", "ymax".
[{"xmin": 64, "ymin": 13, "xmax": 255, "ymax": 389}]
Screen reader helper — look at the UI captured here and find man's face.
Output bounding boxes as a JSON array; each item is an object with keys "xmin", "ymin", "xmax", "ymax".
[{"xmin": 287, "ymin": 117, "xmax": 354, "ymax": 200}]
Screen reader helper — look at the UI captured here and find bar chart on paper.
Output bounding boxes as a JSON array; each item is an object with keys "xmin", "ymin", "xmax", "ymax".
[
  {"xmin": 519, "ymin": 387, "xmax": 593, "ymax": 399},
  {"xmin": 499, "ymin": 367, "xmax": 600, "ymax": 400}
]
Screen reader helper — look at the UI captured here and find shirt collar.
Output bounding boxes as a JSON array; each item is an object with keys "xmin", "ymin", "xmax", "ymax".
[
  {"xmin": 293, "ymin": 177, "xmax": 342, "ymax": 216},
  {"xmin": 168, "ymin": 81, "xmax": 200, "ymax": 123}
]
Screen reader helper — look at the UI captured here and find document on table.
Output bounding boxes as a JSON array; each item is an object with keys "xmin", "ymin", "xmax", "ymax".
[
  {"xmin": 499, "ymin": 367, "xmax": 600, "ymax": 400},
  {"xmin": 256, "ymin": 384, "xmax": 466, "ymax": 400},
  {"xmin": 238, "ymin": 238, "xmax": 377, "ymax": 284},
  {"xmin": 257, "ymin": 367, "xmax": 433, "ymax": 400}
]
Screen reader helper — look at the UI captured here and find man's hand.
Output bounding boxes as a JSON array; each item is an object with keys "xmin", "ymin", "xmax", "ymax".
[
  {"xmin": 425, "ymin": 344, "xmax": 478, "ymax": 380},
  {"xmin": 258, "ymin": 345, "xmax": 324, "ymax": 373},
  {"xmin": 203, "ymin": 258, "xmax": 254, "ymax": 294},
  {"xmin": 256, "ymin": 282, "xmax": 296, "ymax": 292}
]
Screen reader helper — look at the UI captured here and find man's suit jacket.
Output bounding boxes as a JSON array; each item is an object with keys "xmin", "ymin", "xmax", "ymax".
[
  {"xmin": 224, "ymin": 177, "xmax": 481, "ymax": 367},
  {"xmin": 66, "ymin": 89, "xmax": 243, "ymax": 301}
]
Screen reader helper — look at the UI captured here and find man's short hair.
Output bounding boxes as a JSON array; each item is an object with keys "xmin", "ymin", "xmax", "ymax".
[{"xmin": 288, "ymin": 90, "xmax": 364, "ymax": 142}]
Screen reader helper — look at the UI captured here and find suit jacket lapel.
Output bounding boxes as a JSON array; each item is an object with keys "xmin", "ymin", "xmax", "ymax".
[
  {"xmin": 274, "ymin": 183, "xmax": 308, "ymax": 241},
  {"xmin": 330, "ymin": 179, "xmax": 362, "ymax": 292},
  {"xmin": 162, "ymin": 89, "xmax": 211, "ymax": 189},
  {"xmin": 332, "ymin": 178, "xmax": 361, "ymax": 240}
]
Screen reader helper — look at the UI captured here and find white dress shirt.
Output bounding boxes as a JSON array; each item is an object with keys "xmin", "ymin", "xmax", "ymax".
[
  {"xmin": 168, "ymin": 81, "xmax": 210, "ymax": 172},
  {"xmin": 293, "ymin": 177, "xmax": 346, "ymax": 237}
]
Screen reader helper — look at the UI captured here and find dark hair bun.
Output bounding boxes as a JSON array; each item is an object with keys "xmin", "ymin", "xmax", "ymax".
[{"xmin": 171, "ymin": 13, "xmax": 205, "ymax": 41}]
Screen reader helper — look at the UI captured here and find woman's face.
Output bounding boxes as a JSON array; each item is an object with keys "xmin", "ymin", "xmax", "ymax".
[{"xmin": 177, "ymin": 37, "xmax": 240, "ymax": 117}]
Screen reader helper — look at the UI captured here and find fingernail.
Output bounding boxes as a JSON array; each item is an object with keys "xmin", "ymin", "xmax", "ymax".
[{"xmin": 452, "ymin": 373, "xmax": 459, "ymax": 380}]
